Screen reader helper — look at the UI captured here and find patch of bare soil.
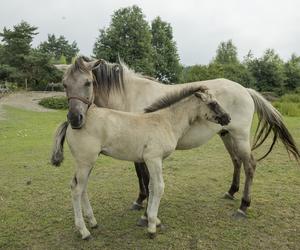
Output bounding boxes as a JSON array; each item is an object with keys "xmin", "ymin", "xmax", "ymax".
[{"xmin": 0, "ymin": 91, "xmax": 65, "ymax": 119}]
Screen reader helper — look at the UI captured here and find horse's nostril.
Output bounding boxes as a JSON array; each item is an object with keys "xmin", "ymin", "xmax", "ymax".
[{"xmin": 78, "ymin": 114, "xmax": 83, "ymax": 122}]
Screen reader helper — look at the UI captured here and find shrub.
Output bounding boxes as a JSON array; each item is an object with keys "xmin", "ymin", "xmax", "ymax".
[
  {"xmin": 39, "ymin": 96, "xmax": 68, "ymax": 110},
  {"xmin": 272, "ymin": 93, "xmax": 300, "ymax": 116},
  {"xmin": 277, "ymin": 93, "xmax": 300, "ymax": 103}
]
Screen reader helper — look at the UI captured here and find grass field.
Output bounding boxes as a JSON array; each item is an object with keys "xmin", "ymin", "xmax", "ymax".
[{"xmin": 0, "ymin": 106, "xmax": 299, "ymax": 249}]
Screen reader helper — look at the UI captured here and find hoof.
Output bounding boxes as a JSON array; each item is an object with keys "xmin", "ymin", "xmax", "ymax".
[
  {"xmin": 157, "ymin": 223, "xmax": 166, "ymax": 232},
  {"xmin": 90, "ymin": 223, "xmax": 98, "ymax": 229},
  {"xmin": 82, "ymin": 233, "xmax": 92, "ymax": 240},
  {"xmin": 224, "ymin": 192, "xmax": 235, "ymax": 200},
  {"xmin": 232, "ymin": 209, "xmax": 247, "ymax": 220},
  {"xmin": 130, "ymin": 202, "xmax": 144, "ymax": 211},
  {"xmin": 137, "ymin": 216, "xmax": 148, "ymax": 227},
  {"xmin": 148, "ymin": 232, "xmax": 156, "ymax": 239}
]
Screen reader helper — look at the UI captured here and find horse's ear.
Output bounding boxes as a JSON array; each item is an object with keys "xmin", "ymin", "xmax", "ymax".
[
  {"xmin": 195, "ymin": 91, "xmax": 208, "ymax": 101},
  {"xmin": 84, "ymin": 60, "xmax": 100, "ymax": 70}
]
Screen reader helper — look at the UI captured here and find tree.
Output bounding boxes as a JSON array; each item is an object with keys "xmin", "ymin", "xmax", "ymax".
[
  {"xmin": 284, "ymin": 54, "xmax": 300, "ymax": 91},
  {"xmin": 213, "ymin": 39, "xmax": 239, "ymax": 65},
  {"xmin": 93, "ymin": 5, "xmax": 154, "ymax": 75},
  {"xmin": 180, "ymin": 65, "xmax": 210, "ymax": 83},
  {"xmin": 247, "ymin": 49, "xmax": 286, "ymax": 93},
  {"xmin": 151, "ymin": 17, "xmax": 181, "ymax": 83},
  {"xmin": 38, "ymin": 34, "xmax": 79, "ymax": 64},
  {"xmin": 0, "ymin": 21, "xmax": 38, "ymax": 69},
  {"xmin": 23, "ymin": 49, "xmax": 63, "ymax": 90}
]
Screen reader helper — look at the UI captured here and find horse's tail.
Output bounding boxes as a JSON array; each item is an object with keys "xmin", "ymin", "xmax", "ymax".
[
  {"xmin": 247, "ymin": 88, "xmax": 300, "ymax": 162},
  {"xmin": 51, "ymin": 121, "xmax": 69, "ymax": 166}
]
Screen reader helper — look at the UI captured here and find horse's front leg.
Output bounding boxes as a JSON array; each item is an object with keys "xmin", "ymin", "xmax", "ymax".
[
  {"xmin": 144, "ymin": 158, "xmax": 164, "ymax": 238},
  {"xmin": 131, "ymin": 162, "xmax": 149, "ymax": 210},
  {"xmin": 71, "ymin": 165, "xmax": 93, "ymax": 239}
]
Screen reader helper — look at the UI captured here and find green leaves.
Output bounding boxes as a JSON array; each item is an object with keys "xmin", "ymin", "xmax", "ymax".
[
  {"xmin": 93, "ymin": 5, "xmax": 154, "ymax": 76},
  {"xmin": 151, "ymin": 17, "xmax": 181, "ymax": 83},
  {"xmin": 246, "ymin": 49, "xmax": 286, "ymax": 94},
  {"xmin": 0, "ymin": 22, "xmax": 63, "ymax": 90},
  {"xmin": 93, "ymin": 6, "xmax": 181, "ymax": 82},
  {"xmin": 38, "ymin": 34, "xmax": 79, "ymax": 64}
]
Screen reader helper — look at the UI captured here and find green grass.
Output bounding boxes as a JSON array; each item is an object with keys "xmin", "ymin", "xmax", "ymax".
[{"xmin": 0, "ymin": 106, "xmax": 299, "ymax": 249}]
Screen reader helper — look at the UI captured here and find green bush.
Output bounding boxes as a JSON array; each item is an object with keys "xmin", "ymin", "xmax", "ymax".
[
  {"xmin": 39, "ymin": 96, "xmax": 68, "ymax": 110},
  {"xmin": 273, "ymin": 102, "xmax": 300, "ymax": 116},
  {"xmin": 273, "ymin": 93, "xmax": 300, "ymax": 116},
  {"xmin": 277, "ymin": 93, "xmax": 300, "ymax": 103}
]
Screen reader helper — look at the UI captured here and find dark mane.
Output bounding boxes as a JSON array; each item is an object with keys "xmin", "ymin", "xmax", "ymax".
[
  {"xmin": 144, "ymin": 86, "xmax": 207, "ymax": 113},
  {"xmin": 66, "ymin": 56, "xmax": 124, "ymax": 97},
  {"xmin": 92, "ymin": 59, "xmax": 124, "ymax": 96}
]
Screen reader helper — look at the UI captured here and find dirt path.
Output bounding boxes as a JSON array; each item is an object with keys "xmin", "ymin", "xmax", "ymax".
[{"xmin": 0, "ymin": 91, "xmax": 65, "ymax": 120}]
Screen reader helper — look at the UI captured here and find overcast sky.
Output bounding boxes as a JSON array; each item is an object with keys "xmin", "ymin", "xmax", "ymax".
[{"xmin": 1, "ymin": 0, "xmax": 299, "ymax": 65}]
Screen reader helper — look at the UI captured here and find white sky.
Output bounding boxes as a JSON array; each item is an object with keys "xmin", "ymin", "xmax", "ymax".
[{"xmin": 0, "ymin": 0, "xmax": 300, "ymax": 65}]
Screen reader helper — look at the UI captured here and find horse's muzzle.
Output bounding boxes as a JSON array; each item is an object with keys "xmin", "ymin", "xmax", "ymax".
[
  {"xmin": 67, "ymin": 112, "xmax": 84, "ymax": 129},
  {"xmin": 216, "ymin": 113, "xmax": 231, "ymax": 126}
]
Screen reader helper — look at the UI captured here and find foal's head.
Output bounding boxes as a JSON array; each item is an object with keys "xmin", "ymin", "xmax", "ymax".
[{"xmin": 194, "ymin": 90, "xmax": 231, "ymax": 126}]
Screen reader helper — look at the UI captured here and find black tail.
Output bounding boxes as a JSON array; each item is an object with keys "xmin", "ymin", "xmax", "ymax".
[
  {"xmin": 51, "ymin": 121, "xmax": 69, "ymax": 166},
  {"xmin": 247, "ymin": 88, "xmax": 300, "ymax": 162}
]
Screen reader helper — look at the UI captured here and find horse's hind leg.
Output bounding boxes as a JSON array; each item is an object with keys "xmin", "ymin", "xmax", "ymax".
[
  {"xmin": 232, "ymin": 137, "xmax": 257, "ymax": 218},
  {"xmin": 220, "ymin": 131, "xmax": 242, "ymax": 200},
  {"xmin": 131, "ymin": 162, "xmax": 149, "ymax": 210},
  {"xmin": 81, "ymin": 167, "xmax": 98, "ymax": 228},
  {"xmin": 71, "ymin": 164, "xmax": 94, "ymax": 239}
]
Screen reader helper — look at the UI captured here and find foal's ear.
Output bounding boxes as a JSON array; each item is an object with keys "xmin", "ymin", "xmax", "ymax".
[{"xmin": 195, "ymin": 91, "xmax": 208, "ymax": 102}]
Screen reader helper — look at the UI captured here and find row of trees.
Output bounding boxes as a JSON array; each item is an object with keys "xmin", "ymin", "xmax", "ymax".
[
  {"xmin": 181, "ymin": 40, "xmax": 300, "ymax": 94},
  {"xmin": 0, "ymin": 22, "xmax": 79, "ymax": 90},
  {"xmin": 0, "ymin": 5, "xmax": 299, "ymax": 94},
  {"xmin": 93, "ymin": 5, "xmax": 300, "ymax": 94}
]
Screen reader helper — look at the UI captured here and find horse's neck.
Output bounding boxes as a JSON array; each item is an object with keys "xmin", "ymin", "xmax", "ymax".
[
  {"xmin": 161, "ymin": 97, "xmax": 199, "ymax": 140},
  {"xmin": 122, "ymin": 76, "xmax": 205, "ymax": 112},
  {"xmin": 93, "ymin": 71, "xmax": 202, "ymax": 112},
  {"xmin": 125, "ymin": 76, "xmax": 169, "ymax": 111}
]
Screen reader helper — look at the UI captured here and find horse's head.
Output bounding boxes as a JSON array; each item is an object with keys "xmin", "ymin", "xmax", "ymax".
[
  {"xmin": 63, "ymin": 57, "xmax": 98, "ymax": 129},
  {"xmin": 194, "ymin": 89, "xmax": 231, "ymax": 126}
]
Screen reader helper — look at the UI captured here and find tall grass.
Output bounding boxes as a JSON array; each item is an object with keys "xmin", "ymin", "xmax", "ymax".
[{"xmin": 273, "ymin": 93, "xmax": 300, "ymax": 117}]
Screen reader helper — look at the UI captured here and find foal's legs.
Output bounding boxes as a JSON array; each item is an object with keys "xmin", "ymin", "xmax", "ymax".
[
  {"xmin": 220, "ymin": 132, "xmax": 242, "ymax": 199},
  {"xmin": 144, "ymin": 158, "xmax": 164, "ymax": 238},
  {"xmin": 82, "ymin": 190, "xmax": 98, "ymax": 228},
  {"xmin": 132, "ymin": 162, "xmax": 149, "ymax": 210},
  {"xmin": 71, "ymin": 164, "xmax": 94, "ymax": 239}
]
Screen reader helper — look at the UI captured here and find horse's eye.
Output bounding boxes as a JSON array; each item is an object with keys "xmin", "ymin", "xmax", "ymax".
[{"xmin": 85, "ymin": 81, "xmax": 92, "ymax": 87}]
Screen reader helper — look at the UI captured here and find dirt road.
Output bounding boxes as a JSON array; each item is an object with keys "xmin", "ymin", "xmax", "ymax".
[{"xmin": 0, "ymin": 91, "xmax": 65, "ymax": 119}]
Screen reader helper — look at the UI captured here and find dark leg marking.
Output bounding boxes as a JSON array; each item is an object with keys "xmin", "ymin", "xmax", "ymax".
[
  {"xmin": 219, "ymin": 129, "xmax": 229, "ymax": 137},
  {"xmin": 131, "ymin": 162, "xmax": 149, "ymax": 210},
  {"xmin": 240, "ymin": 198, "xmax": 251, "ymax": 212},
  {"xmin": 228, "ymin": 184, "xmax": 239, "ymax": 196},
  {"xmin": 87, "ymin": 167, "xmax": 93, "ymax": 177}
]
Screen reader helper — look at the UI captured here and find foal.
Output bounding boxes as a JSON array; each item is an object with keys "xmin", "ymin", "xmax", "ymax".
[{"xmin": 52, "ymin": 86, "xmax": 230, "ymax": 239}]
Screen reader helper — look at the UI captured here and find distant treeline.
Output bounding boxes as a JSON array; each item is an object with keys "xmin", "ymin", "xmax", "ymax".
[{"xmin": 0, "ymin": 5, "xmax": 299, "ymax": 95}]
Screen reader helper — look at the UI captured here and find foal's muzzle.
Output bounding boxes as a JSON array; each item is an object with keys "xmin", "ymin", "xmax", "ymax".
[
  {"xmin": 216, "ymin": 113, "xmax": 231, "ymax": 126},
  {"xmin": 67, "ymin": 112, "xmax": 84, "ymax": 129}
]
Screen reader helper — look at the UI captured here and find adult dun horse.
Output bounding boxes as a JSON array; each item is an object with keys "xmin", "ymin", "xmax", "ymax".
[
  {"xmin": 52, "ymin": 86, "xmax": 230, "ymax": 239},
  {"xmin": 52, "ymin": 57, "xmax": 300, "ymax": 223}
]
